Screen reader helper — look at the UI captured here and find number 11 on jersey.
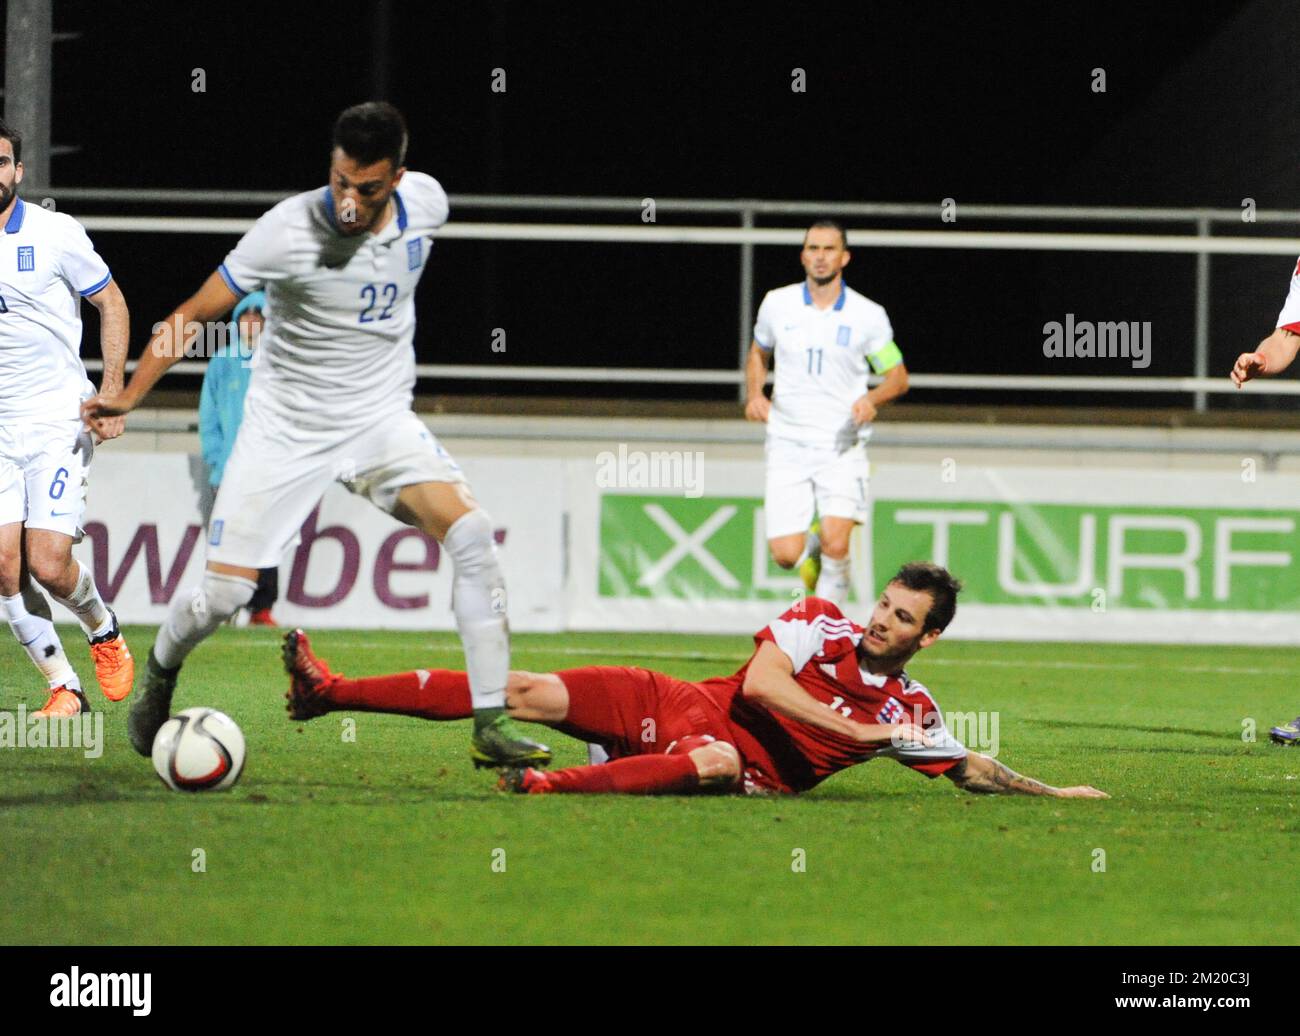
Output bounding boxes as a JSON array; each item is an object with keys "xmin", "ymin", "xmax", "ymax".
[{"xmin": 806, "ymin": 347, "xmax": 823, "ymax": 375}]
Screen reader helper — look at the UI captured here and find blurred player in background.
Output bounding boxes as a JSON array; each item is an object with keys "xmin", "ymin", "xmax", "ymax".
[
  {"xmin": 744, "ymin": 220, "xmax": 909, "ymax": 609},
  {"xmin": 282, "ymin": 562, "xmax": 1106, "ymax": 799},
  {"xmin": 0, "ymin": 119, "xmax": 135, "ymax": 717},
  {"xmin": 198, "ymin": 291, "xmax": 278, "ymax": 626},
  {"xmin": 1230, "ymin": 259, "xmax": 1300, "ymax": 745},
  {"xmin": 84, "ymin": 102, "xmax": 550, "ymax": 769}
]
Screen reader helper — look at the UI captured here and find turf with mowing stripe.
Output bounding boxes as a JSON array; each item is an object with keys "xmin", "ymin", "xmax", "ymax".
[{"xmin": 2, "ymin": 626, "xmax": 1297, "ymax": 944}]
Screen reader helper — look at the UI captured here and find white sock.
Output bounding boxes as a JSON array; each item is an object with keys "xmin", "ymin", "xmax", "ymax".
[
  {"xmin": 2, "ymin": 586, "xmax": 79, "ymax": 689},
  {"xmin": 815, "ymin": 553, "xmax": 851, "ymax": 607},
  {"xmin": 443, "ymin": 509, "xmax": 509, "ymax": 711},
  {"xmin": 50, "ymin": 560, "xmax": 113, "ymax": 638},
  {"xmin": 154, "ymin": 571, "xmax": 256, "ymax": 670}
]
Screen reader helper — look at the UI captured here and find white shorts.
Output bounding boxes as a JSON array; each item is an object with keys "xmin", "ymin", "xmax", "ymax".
[
  {"xmin": 763, "ymin": 438, "xmax": 869, "ymax": 539},
  {"xmin": 207, "ymin": 408, "xmax": 467, "ymax": 569},
  {"xmin": 0, "ymin": 418, "xmax": 93, "ymax": 540}
]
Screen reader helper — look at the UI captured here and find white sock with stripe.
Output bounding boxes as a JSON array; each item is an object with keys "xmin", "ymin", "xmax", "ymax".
[{"xmin": 2, "ymin": 585, "xmax": 79, "ymax": 689}]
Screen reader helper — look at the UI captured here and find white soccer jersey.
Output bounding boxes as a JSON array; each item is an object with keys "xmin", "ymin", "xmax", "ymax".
[
  {"xmin": 0, "ymin": 198, "xmax": 111, "ymax": 421},
  {"xmin": 217, "ymin": 171, "xmax": 449, "ymax": 434},
  {"xmin": 1276, "ymin": 257, "xmax": 1300, "ymax": 331},
  {"xmin": 753, "ymin": 281, "xmax": 900, "ymax": 450}
]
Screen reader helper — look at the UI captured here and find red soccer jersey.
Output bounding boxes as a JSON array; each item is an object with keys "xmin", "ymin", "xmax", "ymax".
[{"xmin": 698, "ymin": 598, "xmax": 966, "ymax": 793}]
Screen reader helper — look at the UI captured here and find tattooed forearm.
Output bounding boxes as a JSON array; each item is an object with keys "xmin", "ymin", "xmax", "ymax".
[{"xmin": 948, "ymin": 753, "xmax": 1057, "ymax": 796}]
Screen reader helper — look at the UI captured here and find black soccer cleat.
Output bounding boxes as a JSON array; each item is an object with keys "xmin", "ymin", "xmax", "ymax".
[{"xmin": 127, "ymin": 648, "xmax": 179, "ymax": 757}]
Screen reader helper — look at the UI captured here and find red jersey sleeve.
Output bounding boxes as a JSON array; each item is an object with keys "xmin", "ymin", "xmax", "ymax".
[
  {"xmin": 885, "ymin": 676, "xmax": 968, "ymax": 778},
  {"xmin": 753, "ymin": 597, "xmax": 863, "ymax": 673}
]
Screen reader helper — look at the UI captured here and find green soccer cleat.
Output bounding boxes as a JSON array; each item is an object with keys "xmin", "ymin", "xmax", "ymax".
[
  {"xmin": 799, "ymin": 517, "xmax": 822, "ymax": 593},
  {"xmin": 127, "ymin": 648, "xmax": 180, "ymax": 757},
  {"xmin": 470, "ymin": 709, "xmax": 552, "ymax": 769}
]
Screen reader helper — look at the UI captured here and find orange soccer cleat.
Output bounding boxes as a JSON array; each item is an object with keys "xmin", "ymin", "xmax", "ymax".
[
  {"xmin": 33, "ymin": 685, "xmax": 90, "ymax": 718},
  {"xmin": 89, "ymin": 612, "xmax": 134, "ymax": 702},
  {"xmin": 248, "ymin": 608, "xmax": 278, "ymax": 627}
]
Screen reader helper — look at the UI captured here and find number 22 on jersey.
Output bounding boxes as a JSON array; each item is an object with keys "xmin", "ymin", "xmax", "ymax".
[{"xmin": 358, "ymin": 282, "xmax": 397, "ymax": 323}]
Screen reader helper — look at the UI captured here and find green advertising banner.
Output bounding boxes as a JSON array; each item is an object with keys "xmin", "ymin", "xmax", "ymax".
[{"xmin": 599, "ymin": 493, "xmax": 1300, "ymax": 612}]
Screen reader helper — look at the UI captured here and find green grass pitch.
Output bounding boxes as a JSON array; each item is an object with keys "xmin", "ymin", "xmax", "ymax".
[{"xmin": 3, "ymin": 626, "xmax": 1298, "ymax": 945}]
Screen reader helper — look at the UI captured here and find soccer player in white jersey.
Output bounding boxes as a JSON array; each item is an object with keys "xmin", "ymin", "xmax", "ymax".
[
  {"xmin": 0, "ymin": 119, "xmax": 135, "ymax": 717},
  {"xmin": 82, "ymin": 102, "xmax": 549, "ymax": 768},
  {"xmin": 744, "ymin": 220, "xmax": 910, "ymax": 607},
  {"xmin": 1230, "ymin": 255, "xmax": 1300, "ymax": 745}
]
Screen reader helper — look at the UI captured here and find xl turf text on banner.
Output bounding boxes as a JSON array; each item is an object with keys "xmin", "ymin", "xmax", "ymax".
[{"xmin": 569, "ymin": 461, "xmax": 1300, "ymax": 644}]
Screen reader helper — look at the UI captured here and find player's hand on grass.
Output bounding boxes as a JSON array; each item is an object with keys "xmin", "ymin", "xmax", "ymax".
[
  {"xmin": 1052, "ymin": 785, "xmax": 1109, "ymax": 799},
  {"xmin": 744, "ymin": 395, "xmax": 771, "ymax": 422},
  {"xmin": 1230, "ymin": 351, "xmax": 1269, "ymax": 387},
  {"xmin": 851, "ymin": 394, "xmax": 877, "ymax": 424}
]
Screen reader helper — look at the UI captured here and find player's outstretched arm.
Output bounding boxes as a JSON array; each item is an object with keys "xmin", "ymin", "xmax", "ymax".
[
  {"xmin": 83, "ymin": 278, "xmax": 129, "ymax": 442},
  {"xmin": 944, "ymin": 751, "xmax": 1108, "ymax": 798},
  {"xmin": 82, "ymin": 270, "xmax": 239, "ymax": 419},
  {"xmin": 1231, "ymin": 328, "xmax": 1300, "ymax": 387}
]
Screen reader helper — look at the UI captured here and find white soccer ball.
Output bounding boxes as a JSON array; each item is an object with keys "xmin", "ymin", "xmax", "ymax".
[{"xmin": 151, "ymin": 707, "xmax": 246, "ymax": 792}]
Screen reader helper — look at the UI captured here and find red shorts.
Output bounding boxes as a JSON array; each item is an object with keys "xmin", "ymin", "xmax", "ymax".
[{"xmin": 552, "ymin": 666, "xmax": 735, "ymax": 759}]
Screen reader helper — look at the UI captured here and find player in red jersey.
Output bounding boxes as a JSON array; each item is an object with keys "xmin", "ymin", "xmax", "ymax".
[{"xmin": 281, "ymin": 562, "xmax": 1107, "ymax": 798}]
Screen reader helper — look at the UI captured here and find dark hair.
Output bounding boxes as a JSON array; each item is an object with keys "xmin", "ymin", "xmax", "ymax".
[
  {"xmin": 332, "ymin": 102, "xmax": 408, "ymax": 169},
  {"xmin": 0, "ymin": 119, "xmax": 22, "ymax": 164},
  {"xmin": 805, "ymin": 218, "xmax": 847, "ymax": 249},
  {"xmin": 890, "ymin": 562, "xmax": 962, "ymax": 632}
]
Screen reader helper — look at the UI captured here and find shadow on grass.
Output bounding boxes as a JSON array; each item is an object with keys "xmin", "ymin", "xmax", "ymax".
[
  {"xmin": 1025, "ymin": 718, "xmax": 1239, "ymax": 741},
  {"xmin": 0, "ymin": 773, "xmax": 512, "ymax": 808}
]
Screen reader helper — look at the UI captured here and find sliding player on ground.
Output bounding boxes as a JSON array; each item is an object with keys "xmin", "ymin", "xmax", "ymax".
[
  {"xmin": 1230, "ymin": 260, "xmax": 1300, "ymax": 745},
  {"xmin": 744, "ymin": 220, "xmax": 909, "ymax": 608},
  {"xmin": 0, "ymin": 119, "xmax": 135, "ymax": 717},
  {"xmin": 82, "ymin": 102, "xmax": 549, "ymax": 768},
  {"xmin": 283, "ymin": 561, "xmax": 1107, "ymax": 799}
]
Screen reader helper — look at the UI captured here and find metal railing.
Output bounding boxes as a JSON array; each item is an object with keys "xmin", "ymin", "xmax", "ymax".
[{"xmin": 40, "ymin": 187, "xmax": 1300, "ymax": 409}]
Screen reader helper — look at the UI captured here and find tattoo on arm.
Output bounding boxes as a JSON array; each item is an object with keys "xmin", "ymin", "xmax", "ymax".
[{"xmin": 949, "ymin": 753, "xmax": 1055, "ymax": 796}]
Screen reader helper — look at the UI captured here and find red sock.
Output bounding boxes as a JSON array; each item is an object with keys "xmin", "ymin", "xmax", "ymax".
[
  {"xmin": 327, "ymin": 669, "xmax": 473, "ymax": 720},
  {"xmin": 544, "ymin": 753, "xmax": 700, "ymax": 795}
]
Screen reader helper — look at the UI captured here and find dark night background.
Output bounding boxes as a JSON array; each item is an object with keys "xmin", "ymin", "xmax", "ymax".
[{"xmin": 9, "ymin": 0, "xmax": 1299, "ymax": 411}]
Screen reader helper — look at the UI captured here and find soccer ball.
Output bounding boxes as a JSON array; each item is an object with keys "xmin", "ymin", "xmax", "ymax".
[{"xmin": 151, "ymin": 707, "xmax": 246, "ymax": 792}]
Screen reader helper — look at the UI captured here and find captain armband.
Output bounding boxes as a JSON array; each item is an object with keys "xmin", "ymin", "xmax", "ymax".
[{"xmin": 867, "ymin": 341, "xmax": 903, "ymax": 374}]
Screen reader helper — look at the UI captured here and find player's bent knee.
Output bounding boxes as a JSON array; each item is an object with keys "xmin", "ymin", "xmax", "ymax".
[
  {"xmin": 821, "ymin": 538, "xmax": 850, "ymax": 560},
  {"xmin": 506, "ymin": 671, "xmax": 567, "ymax": 722},
  {"xmin": 194, "ymin": 570, "xmax": 257, "ymax": 623},
  {"xmin": 688, "ymin": 740, "xmax": 741, "ymax": 788},
  {"xmin": 26, "ymin": 545, "xmax": 73, "ymax": 589},
  {"xmin": 769, "ymin": 542, "xmax": 803, "ymax": 569}
]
